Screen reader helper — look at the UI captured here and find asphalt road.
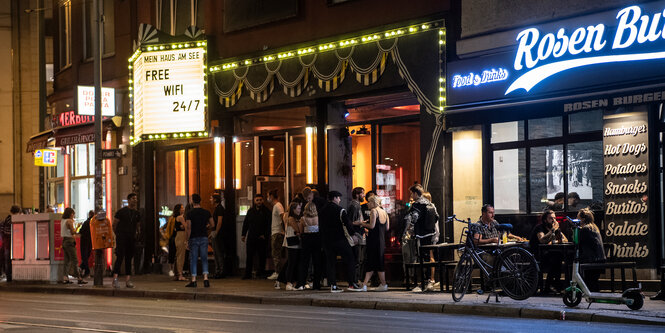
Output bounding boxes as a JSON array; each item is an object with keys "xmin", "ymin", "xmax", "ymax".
[{"xmin": 0, "ymin": 291, "xmax": 661, "ymax": 332}]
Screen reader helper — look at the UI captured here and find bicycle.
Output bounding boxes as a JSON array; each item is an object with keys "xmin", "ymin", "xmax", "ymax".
[{"xmin": 448, "ymin": 215, "xmax": 540, "ymax": 303}]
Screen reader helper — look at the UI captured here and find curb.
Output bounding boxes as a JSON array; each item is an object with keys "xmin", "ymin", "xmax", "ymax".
[{"xmin": 2, "ymin": 285, "xmax": 664, "ymax": 326}]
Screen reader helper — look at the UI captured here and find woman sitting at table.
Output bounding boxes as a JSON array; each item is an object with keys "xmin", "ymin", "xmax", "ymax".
[
  {"xmin": 577, "ymin": 208, "xmax": 606, "ymax": 292},
  {"xmin": 530, "ymin": 209, "xmax": 568, "ymax": 294}
]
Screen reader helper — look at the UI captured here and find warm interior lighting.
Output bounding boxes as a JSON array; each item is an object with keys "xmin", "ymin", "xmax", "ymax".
[
  {"xmin": 296, "ymin": 145, "xmax": 302, "ymax": 174},
  {"xmin": 175, "ymin": 150, "xmax": 186, "ymax": 196},
  {"xmin": 214, "ymin": 137, "xmax": 223, "ymax": 189},
  {"xmin": 351, "ymin": 131, "xmax": 372, "ymax": 191},
  {"xmin": 234, "ymin": 141, "xmax": 241, "ymax": 190},
  {"xmin": 64, "ymin": 151, "xmax": 70, "ymax": 208},
  {"xmin": 306, "ymin": 127, "xmax": 315, "ymax": 184}
]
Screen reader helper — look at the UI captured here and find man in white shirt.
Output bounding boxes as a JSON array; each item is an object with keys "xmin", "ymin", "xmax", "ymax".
[{"xmin": 267, "ymin": 189, "xmax": 285, "ymax": 283}]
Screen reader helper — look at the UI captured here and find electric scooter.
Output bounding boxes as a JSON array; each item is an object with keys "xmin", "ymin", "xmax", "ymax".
[{"xmin": 562, "ymin": 217, "xmax": 644, "ymax": 310}]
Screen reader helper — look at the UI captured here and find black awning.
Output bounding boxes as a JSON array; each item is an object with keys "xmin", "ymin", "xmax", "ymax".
[{"xmin": 26, "ymin": 130, "xmax": 53, "ymax": 153}]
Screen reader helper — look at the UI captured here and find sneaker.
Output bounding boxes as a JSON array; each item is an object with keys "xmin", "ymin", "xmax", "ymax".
[
  {"xmin": 267, "ymin": 272, "xmax": 279, "ymax": 280},
  {"xmin": 426, "ymin": 281, "xmax": 435, "ymax": 292},
  {"xmin": 112, "ymin": 278, "xmax": 119, "ymax": 289},
  {"xmin": 347, "ymin": 283, "xmax": 366, "ymax": 292},
  {"xmin": 285, "ymin": 283, "xmax": 295, "ymax": 291},
  {"xmin": 185, "ymin": 281, "xmax": 197, "ymax": 288},
  {"xmin": 433, "ymin": 282, "xmax": 440, "ymax": 289},
  {"xmin": 77, "ymin": 279, "xmax": 88, "ymax": 285},
  {"xmin": 126, "ymin": 281, "xmax": 135, "ymax": 288},
  {"xmin": 294, "ymin": 286, "xmax": 304, "ymax": 291},
  {"xmin": 322, "ymin": 278, "xmax": 329, "ymax": 287},
  {"xmin": 374, "ymin": 284, "xmax": 389, "ymax": 292},
  {"xmin": 204, "ymin": 280, "xmax": 210, "ymax": 288},
  {"xmin": 360, "ymin": 284, "xmax": 368, "ymax": 292},
  {"xmin": 304, "ymin": 283, "xmax": 312, "ymax": 290},
  {"xmin": 411, "ymin": 286, "xmax": 423, "ymax": 293},
  {"xmin": 330, "ymin": 285, "xmax": 343, "ymax": 293},
  {"xmin": 274, "ymin": 281, "xmax": 281, "ymax": 290},
  {"xmin": 168, "ymin": 270, "xmax": 175, "ymax": 277}
]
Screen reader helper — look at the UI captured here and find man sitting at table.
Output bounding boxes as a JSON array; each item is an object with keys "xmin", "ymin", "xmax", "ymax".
[
  {"xmin": 473, "ymin": 204, "xmax": 525, "ymax": 246},
  {"xmin": 530, "ymin": 209, "xmax": 568, "ymax": 294}
]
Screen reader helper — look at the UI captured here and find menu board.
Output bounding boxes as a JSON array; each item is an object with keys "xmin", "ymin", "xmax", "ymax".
[
  {"xmin": 54, "ymin": 219, "xmax": 64, "ymax": 261},
  {"xmin": 603, "ymin": 110, "xmax": 650, "ymax": 266},
  {"xmin": 11, "ymin": 223, "xmax": 24, "ymax": 260},
  {"xmin": 36, "ymin": 222, "xmax": 50, "ymax": 260}
]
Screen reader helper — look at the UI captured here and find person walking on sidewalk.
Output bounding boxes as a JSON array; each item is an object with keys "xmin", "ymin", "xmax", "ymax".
[
  {"xmin": 319, "ymin": 191, "xmax": 363, "ymax": 293},
  {"xmin": 241, "ymin": 194, "xmax": 271, "ymax": 279},
  {"xmin": 360, "ymin": 195, "xmax": 389, "ymax": 291},
  {"xmin": 268, "ymin": 189, "xmax": 285, "ymax": 282},
  {"xmin": 185, "ymin": 194, "xmax": 214, "ymax": 288},
  {"xmin": 0, "ymin": 205, "xmax": 20, "ymax": 282},
  {"xmin": 113, "ymin": 193, "xmax": 141, "ymax": 288},
  {"xmin": 209, "ymin": 194, "xmax": 225, "ymax": 279},
  {"xmin": 78, "ymin": 210, "xmax": 94, "ymax": 278},
  {"xmin": 60, "ymin": 208, "xmax": 87, "ymax": 285}
]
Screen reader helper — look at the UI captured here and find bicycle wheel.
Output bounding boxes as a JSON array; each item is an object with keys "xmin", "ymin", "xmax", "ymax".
[
  {"xmin": 452, "ymin": 251, "xmax": 474, "ymax": 302},
  {"xmin": 495, "ymin": 247, "xmax": 539, "ymax": 300}
]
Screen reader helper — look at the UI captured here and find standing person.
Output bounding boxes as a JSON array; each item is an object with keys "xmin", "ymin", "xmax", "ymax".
[
  {"xmin": 577, "ymin": 208, "xmax": 605, "ymax": 292},
  {"xmin": 283, "ymin": 201, "xmax": 303, "ymax": 291},
  {"xmin": 78, "ymin": 210, "xmax": 95, "ymax": 278},
  {"xmin": 297, "ymin": 202, "xmax": 322, "ymax": 290},
  {"xmin": 185, "ymin": 194, "xmax": 214, "ymax": 288},
  {"xmin": 403, "ymin": 184, "xmax": 436, "ymax": 292},
  {"xmin": 0, "ymin": 205, "xmax": 20, "ymax": 282},
  {"xmin": 319, "ymin": 191, "xmax": 364, "ymax": 292},
  {"xmin": 60, "ymin": 208, "xmax": 86, "ymax": 285},
  {"xmin": 361, "ymin": 195, "xmax": 389, "ymax": 291},
  {"xmin": 349, "ymin": 187, "xmax": 366, "ymax": 285},
  {"xmin": 267, "ymin": 189, "xmax": 285, "ymax": 282},
  {"xmin": 173, "ymin": 204, "xmax": 188, "ymax": 281},
  {"xmin": 113, "ymin": 193, "xmax": 141, "ymax": 288},
  {"xmin": 530, "ymin": 209, "xmax": 568, "ymax": 294},
  {"xmin": 241, "ymin": 194, "xmax": 271, "ymax": 279},
  {"xmin": 209, "ymin": 194, "xmax": 225, "ymax": 279}
]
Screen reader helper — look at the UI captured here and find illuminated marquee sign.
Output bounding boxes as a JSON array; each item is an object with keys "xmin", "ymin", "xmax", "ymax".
[
  {"xmin": 131, "ymin": 44, "xmax": 207, "ymax": 143},
  {"xmin": 34, "ymin": 149, "xmax": 58, "ymax": 167},
  {"xmin": 447, "ymin": 2, "xmax": 665, "ymax": 106},
  {"xmin": 77, "ymin": 86, "xmax": 115, "ymax": 116}
]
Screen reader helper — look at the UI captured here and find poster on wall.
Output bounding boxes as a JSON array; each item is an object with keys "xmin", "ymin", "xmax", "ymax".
[
  {"xmin": 603, "ymin": 109, "xmax": 650, "ymax": 267},
  {"xmin": 54, "ymin": 219, "xmax": 63, "ymax": 261},
  {"xmin": 11, "ymin": 223, "xmax": 24, "ymax": 260},
  {"xmin": 36, "ymin": 222, "xmax": 50, "ymax": 260}
]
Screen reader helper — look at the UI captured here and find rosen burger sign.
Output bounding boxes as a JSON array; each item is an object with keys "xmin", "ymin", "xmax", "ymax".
[
  {"xmin": 448, "ymin": 2, "xmax": 665, "ymax": 106},
  {"xmin": 129, "ymin": 41, "xmax": 208, "ymax": 145}
]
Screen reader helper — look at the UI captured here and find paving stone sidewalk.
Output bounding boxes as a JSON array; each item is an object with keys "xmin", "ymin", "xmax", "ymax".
[{"xmin": 1, "ymin": 274, "xmax": 664, "ymax": 326}]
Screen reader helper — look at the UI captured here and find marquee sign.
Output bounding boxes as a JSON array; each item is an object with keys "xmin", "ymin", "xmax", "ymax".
[
  {"xmin": 130, "ymin": 42, "xmax": 207, "ymax": 144},
  {"xmin": 448, "ymin": 2, "xmax": 665, "ymax": 106}
]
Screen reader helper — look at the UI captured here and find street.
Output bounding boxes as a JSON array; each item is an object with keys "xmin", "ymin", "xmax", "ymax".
[{"xmin": 0, "ymin": 291, "xmax": 661, "ymax": 333}]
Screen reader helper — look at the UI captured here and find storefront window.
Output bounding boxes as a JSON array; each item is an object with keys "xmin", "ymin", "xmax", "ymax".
[
  {"xmin": 493, "ymin": 148, "xmax": 526, "ymax": 214},
  {"xmin": 351, "ymin": 124, "xmax": 372, "ymax": 193},
  {"xmin": 567, "ymin": 141, "xmax": 603, "ymax": 210},
  {"xmin": 260, "ymin": 136, "xmax": 285, "ymax": 176},
  {"xmin": 56, "ymin": 152, "xmax": 64, "ymax": 177},
  {"xmin": 290, "ymin": 134, "xmax": 307, "ymax": 198},
  {"xmin": 378, "ymin": 122, "xmax": 420, "ymax": 219},
  {"xmin": 569, "ymin": 110, "xmax": 603, "ymax": 133},
  {"xmin": 528, "ymin": 116, "xmax": 562, "ymax": 139},
  {"xmin": 234, "ymin": 139, "xmax": 255, "ymax": 216},
  {"xmin": 74, "ymin": 144, "xmax": 88, "ymax": 176},
  {"xmin": 491, "ymin": 121, "xmax": 524, "ymax": 143},
  {"xmin": 530, "ymin": 145, "xmax": 564, "ymax": 212}
]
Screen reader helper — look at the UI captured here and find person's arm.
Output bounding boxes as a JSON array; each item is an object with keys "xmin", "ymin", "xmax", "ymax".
[
  {"xmin": 215, "ymin": 213, "xmax": 223, "ymax": 233},
  {"xmin": 473, "ymin": 227, "xmax": 499, "ymax": 245},
  {"xmin": 507, "ymin": 233, "xmax": 526, "ymax": 242},
  {"xmin": 208, "ymin": 216, "xmax": 215, "ymax": 232},
  {"xmin": 185, "ymin": 218, "xmax": 191, "ymax": 241},
  {"xmin": 112, "ymin": 217, "xmax": 119, "ymax": 234},
  {"xmin": 67, "ymin": 219, "xmax": 77, "ymax": 235},
  {"xmin": 360, "ymin": 209, "xmax": 377, "ymax": 229}
]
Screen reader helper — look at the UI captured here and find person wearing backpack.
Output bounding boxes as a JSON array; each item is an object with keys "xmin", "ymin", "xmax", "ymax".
[{"xmin": 403, "ymin": 184, "xmax": 437, "ymax": 292}]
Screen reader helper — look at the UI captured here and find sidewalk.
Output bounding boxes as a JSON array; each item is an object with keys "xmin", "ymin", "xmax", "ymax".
[{"xmin": 1, "ymin": 274, "xmax": 664, "ymax": 326}]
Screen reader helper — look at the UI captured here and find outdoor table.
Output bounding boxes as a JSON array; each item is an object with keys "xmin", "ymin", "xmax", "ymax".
[
  {"xmin": 418, "ymin": 243, "xmax": 461, "ymax": 291},
  {"xmin": 538, "ymin": 242, "xmax": 575, "ymax": 289}
]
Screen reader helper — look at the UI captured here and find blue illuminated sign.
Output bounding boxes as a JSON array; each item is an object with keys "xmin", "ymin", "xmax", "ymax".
[
  {"xmin": 451, "ymin": 68, "xmax": 509, "ymax": 88},
  {"xmin": 447, "ymin": 2, "xmax": 665, "ymax": 107}
]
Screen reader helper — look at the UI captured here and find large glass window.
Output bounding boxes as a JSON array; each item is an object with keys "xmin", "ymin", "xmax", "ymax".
[
  {"xmin": 528, "ymin": 116, "xmax": 562, "ymax": 139},
  {"xmin": 260, "ymin": 136, "xmax": 285, "ymax": 176},
  {"xmin": 567, "ymin": 141, "xmax": 603, "ymax": 210},
  {"xmin": 289, "ymin": 133, "xmax": 307, "ymax": 198},
  {"xmin": 493, "ymin": 148, "xmax": 526, "ymax": 214},
  {"xmin": 234, "ymin": 139, "xmax": 255, "ymax": 216},
  {"xmin": 58, "ymin": 0, "xmax": 71, "ymax": 69},
  {"xmin": 83, "ymin": 0, "xmax": 115, "ymax": 59},
  {"xmin": 491, "ymin": 121, "xmax": 524, "ymax": 143},
  {"xmin": 530, "ymin": 145, "xmax": 564, "ymax": 212},
  {"xmin": 351, "ymin": 124, "xmax": 372, "ymax": 192},
  {"xmin": 378, "ymin": 122, "xmax": 420, "ymax": 219},
  {"xmin": 569, "ymin": 110, "xmax": 603, "ymax": 133}
]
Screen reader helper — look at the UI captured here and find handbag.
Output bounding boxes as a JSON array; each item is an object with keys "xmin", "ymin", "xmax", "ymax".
[
  {"xmin": 286, "ymin": 235, "xmax": 300, "ymax": 246},
  {"xmin": 340, "ymin": 209, "xmax": 355, "ymax": 247}
]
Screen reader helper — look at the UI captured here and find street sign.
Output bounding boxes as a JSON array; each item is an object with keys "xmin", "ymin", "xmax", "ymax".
[{"xmin": 101, "ymin": 149, "xmax": 122, "ymax": 159}]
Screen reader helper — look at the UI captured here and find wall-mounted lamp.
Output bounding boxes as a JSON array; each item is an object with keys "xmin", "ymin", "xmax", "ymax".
[{"xmin": 213, "ymin": 127, "xmax": 223, "ymax": 190}]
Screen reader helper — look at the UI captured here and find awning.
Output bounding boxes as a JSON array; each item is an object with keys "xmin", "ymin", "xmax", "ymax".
[
  {"xmin": 54, "ymin": 121, "xmax": 115, "ymax": 147},
  {"xmin": 26, "ymin": 130, "xmax": 54, "ymax": 153}
]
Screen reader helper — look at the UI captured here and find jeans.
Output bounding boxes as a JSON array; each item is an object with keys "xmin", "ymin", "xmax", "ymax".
[
  {"xmin": 298, "ymin": 233, "xmax": 322, "ymax": 288},
  {"xmin": 271, "ymin": 233, "xmax": 286, "ymax": 273},
  {"xmin": 189, "ymin": 236, "xmax": 209, "ymax": 277}
]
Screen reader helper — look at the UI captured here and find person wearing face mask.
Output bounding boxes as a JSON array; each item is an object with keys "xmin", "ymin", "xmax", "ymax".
[{"xmin": 241, "ymin": 193, "xmax": 272, "ymax": 279}]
